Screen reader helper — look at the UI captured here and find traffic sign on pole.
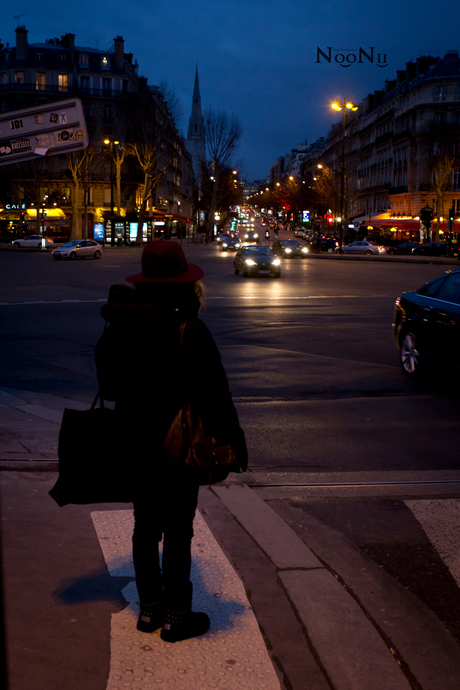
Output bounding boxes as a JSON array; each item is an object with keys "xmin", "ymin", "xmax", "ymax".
[{"xmin": 0, "ymin": 98, "xmax": 88, "ymax": 165}]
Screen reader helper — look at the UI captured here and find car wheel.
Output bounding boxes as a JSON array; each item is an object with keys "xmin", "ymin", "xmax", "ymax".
[
  {"xmin": 388, "ymin": 249, "xmax": 395, "ymax": 255},
  {"xmin": 400, "ymin": 331, "xmax": 424, "ymax": 377},
  {"xmin": 338, "ymin": 248, "xmax": 344, "ymax": 254},
  {"xmin": 13, "ymin": 242, "xmax": 21, "ymax": 248},
  {"xmin": 365, "ymin": 250, "xmax": 373, "ymax": 255},
  {"xmin": 94, "ymin": 250, "xmax": 101, "ymax": 259},
  {"xmin": 69, "ymin": 251, "xmax": 77, "ymax": 260},
  {"xmin": 234, "ymin": 267, "xmax": 239, "ymax": 275}
]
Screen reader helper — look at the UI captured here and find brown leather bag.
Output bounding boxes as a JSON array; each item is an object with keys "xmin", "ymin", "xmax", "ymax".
[{"xmin": 162, "ymin": 322, "xmax": 244, "ymax": 485}]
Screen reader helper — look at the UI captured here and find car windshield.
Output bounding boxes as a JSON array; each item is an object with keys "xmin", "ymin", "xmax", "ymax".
[
  {"xmin": 60, "ymin": 241, "xmax": 80, "ymax": 248},
  {"xmin": 282, "ymin": 240, "xmax": 300, "ymax": 247},
  {"xmin": 243, "ymin": 246, "xmax": 272, "ymax": 255}
]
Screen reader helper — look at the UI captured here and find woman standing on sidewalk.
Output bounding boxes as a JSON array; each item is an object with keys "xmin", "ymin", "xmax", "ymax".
[{"xmin": 95, "ymin": 240, "xmax": 247, "ymax": 643}]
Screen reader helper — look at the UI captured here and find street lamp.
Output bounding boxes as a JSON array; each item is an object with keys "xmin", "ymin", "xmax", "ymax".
[
  {"xmin": 104, "ymin": 138, "xmax": 117, "ymax": 246},
  {"xmin": 331, "ymin": 100, "xmax": 358, "ymax": 247}
]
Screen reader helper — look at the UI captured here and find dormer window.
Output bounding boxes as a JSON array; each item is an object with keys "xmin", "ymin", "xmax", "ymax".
[
  {"xmin": 101, "ymin": 56, "xmax": 109, "ymax": 67},
  {"xmin": 58, "ymin": 53, "xmax": 66, "ymax": 64},
  {"xmin": 35, "ymin": 51, "xmax": 44, "ymax": 61},
  {"xmin": 79, "ymin": 53, "xmax": 88, "ymax": 66}
]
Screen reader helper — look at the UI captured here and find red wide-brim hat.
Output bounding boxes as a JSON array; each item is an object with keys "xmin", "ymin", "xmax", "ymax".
[{"xmin": 126, "ymin": 240, "xmax": 204, "ymax": 284}]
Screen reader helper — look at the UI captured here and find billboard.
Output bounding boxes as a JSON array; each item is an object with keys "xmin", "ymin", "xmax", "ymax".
[{"xmin": 0, "ymin": 98, "xmax": 88, "ymax": 165}]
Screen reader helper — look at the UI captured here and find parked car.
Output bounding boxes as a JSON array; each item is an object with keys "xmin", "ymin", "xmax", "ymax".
[
  {"xmin": 393, "ymin": 269, "xmax": 460, "ymax": 377},
  {"xmin": 221, "ymin": 236, "xmax": 241, "ymax": 251},
  {"xmin": 411, "ymin": 241, "xmax": 448, "ymax": 257},
  {"xmin": 271, "ymin": 239, "xmax": 309, "ymax": 258},
  {"xmin": 12, "ymin": 235, "xmax": 54, "ymax": 248},
  {"xmin": 336, "ymin": 240, "xmax": 384, "ymax": 255},
  {"xmin": 319, "ymin": 238, "xmax": 339, "ymax": 253},
  {"xmin": 386, "ymin": 242, "xmax": 420, "ymax": 255},
  {"xmin": 52, "ymin": 240, "xmax": 103, "ymax": 260},
  {"xmin": 234, "ymin": 245, "xmax": 281, "ymax": 277},
  {"xmin": 294, "ymin": 228, "xmax": 307, "ymax": 238}
]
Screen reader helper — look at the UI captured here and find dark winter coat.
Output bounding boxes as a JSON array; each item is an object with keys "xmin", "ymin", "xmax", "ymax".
[{"xmin": 95, "ymin": 284, "xmax": 247, "ymax": 478}]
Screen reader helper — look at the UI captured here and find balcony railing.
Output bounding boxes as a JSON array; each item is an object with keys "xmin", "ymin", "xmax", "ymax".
[{"xmin": 0, "ymin": 83, "xmax": 135, "ymax": 99}]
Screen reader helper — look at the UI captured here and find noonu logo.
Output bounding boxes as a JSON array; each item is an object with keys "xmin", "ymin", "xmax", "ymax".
[{"xmin": 316, "ymin": 47, "xmax": 388, "ymax": 68}]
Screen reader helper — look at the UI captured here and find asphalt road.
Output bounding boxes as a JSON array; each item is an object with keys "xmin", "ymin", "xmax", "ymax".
[{"xmin": 0, "ymin": 238, "xmax": 458, "ymax": 473}]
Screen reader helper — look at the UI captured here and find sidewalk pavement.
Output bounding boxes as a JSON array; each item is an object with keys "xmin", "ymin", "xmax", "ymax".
[{"xmin": 2, "ymin": 387, "xmax": 460, "ymax": 690}]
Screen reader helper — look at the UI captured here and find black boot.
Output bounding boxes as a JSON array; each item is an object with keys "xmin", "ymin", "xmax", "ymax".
[
  {"xmin": 161, "ymin": 608, "xmax": 210, "ymax": 643},
  {"xmin": 137, "ymin": 599, "xmax": 164, "ymax": 633}
]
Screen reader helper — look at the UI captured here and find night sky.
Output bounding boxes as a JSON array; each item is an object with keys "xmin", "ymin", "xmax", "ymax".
[{"xmin": 1, "ymin": 0, "xmax": 459, "ymax": 180}]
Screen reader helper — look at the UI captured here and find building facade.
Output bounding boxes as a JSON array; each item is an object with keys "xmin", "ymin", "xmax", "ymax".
[{"xmin": 0, "ymin": 27, "xmax": 195, "ymax": 241}]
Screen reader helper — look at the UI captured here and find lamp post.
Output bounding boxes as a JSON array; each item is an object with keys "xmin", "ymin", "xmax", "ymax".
[
  {"xmin": 104, "ymin": 138, "xmax": 121, "ymax": 246},
  {"xmin": 331, "ymin": 100, "xmax": 358, "ymax": 247}
]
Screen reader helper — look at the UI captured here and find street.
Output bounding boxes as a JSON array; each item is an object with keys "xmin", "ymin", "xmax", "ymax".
[{"xmin": 1, "ymin": 235, "xmax": 460, "ymax": 689}]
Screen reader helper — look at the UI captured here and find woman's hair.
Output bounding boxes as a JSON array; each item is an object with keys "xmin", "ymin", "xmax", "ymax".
[{"xmin": 135, "ymin": 280, "xmax": 203, "ymax": 319}]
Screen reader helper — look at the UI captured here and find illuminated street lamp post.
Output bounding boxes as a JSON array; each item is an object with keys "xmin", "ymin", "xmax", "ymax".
[{"xmin": 331, "ymin": 100, "xmax": 358, "ymax": 247}]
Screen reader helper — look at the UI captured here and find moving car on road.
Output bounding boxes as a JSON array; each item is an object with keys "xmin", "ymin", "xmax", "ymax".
[
  {"xmin": 271, "ymin": 239, "xmax": 309, "ymax": 258},
  {"xmin": 243, "ymin": 230, "xmax": 259, "ymax": 243},
  {"xmin": 12, "ymin": 235, "xmax": 54, "ymax": 249},
  {"xmin": 393, "ymin": 269, "xmax": 460, "ymax": 377},
  {"xmin": 336, "ymin": 240, "xmax": 384, "ymax": 255},
  {"xmin": 221, "ymin": 236, "xmax": 241, "ymax": 251},
  {"xmin": 234, "ymin": 245, "xmax": 281, "ymax": 277},
  {"xmin": 52, "ymin": 240, "xmax": 102, "ymax": 260}
]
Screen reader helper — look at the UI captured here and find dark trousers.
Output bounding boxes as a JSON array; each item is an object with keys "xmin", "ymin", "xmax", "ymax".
[{"xmin": 132, "ymin": 474, "xmax": 200, "ymax": 611}]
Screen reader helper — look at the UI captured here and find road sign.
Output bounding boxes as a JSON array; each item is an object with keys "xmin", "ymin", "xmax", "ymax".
[{"xmin": 0, "ymin": 98, "xmax": 88, "ymax": 165}]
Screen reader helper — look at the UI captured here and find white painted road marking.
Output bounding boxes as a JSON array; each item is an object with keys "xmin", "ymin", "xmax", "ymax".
[
  {"xmin": 405, "ymin": 499, "xmax": 460, "ymax": 586},
  {"xmin": 91, "ymin": 509, "xmax": 281, "ymax": 690}
]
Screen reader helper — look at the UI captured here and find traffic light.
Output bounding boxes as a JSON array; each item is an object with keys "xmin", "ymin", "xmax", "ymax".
[{"xmin": 449, "ymin": 208, "xmax": 455, "ymax": 221}]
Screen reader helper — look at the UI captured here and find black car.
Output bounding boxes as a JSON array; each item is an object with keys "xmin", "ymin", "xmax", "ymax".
[
  {"xmin": 270, "ymin": 239, "xmax": 309, "ymax": 258},
  {"xmin": 234, "ymin": 245, "xmax": 281, "ymax": 277},
  {"xmin": 411, "ymin": 241, "xmax": 448, "ymax": 257},
  {"xmin": 221, "ymin": 235, "xmax": 241, "ymax": 251},
  {"xmin": 386, "ymin": 242, "xmax": 420, "ymax": 255},
  {"xmin": 393, "ymin": 269, "xmax": 460, "ymax": 377}
]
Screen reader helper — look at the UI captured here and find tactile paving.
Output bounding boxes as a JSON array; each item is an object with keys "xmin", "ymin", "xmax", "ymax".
[{"xmin": 91, "ymin": 509, "xmax": 281, "ymax": 690}]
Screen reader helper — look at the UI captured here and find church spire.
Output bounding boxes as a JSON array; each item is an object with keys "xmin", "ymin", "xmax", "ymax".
[{"xmin": 187, "ymin": 67, "xmax": 205, "ymax": 141}]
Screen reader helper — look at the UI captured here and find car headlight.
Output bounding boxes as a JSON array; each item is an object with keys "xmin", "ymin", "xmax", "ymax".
[
  {"xmin": 245, "ymin": 259, "xmax": 256, "ymax": 265},
  {"xmin": 223, "ymin": 243, "xmax": 228, "ymax": 248},
  {"xmin": 254, "ymin": 233, "xmax": 258, "ymax": 238},
  {"xmin": 285, "ymin": 248, "xmax": 292, "ymax": 253},
  {"xmin": 245, "ymin": 234, "xmax": 249, "ymax": 238},
  {"xmin": 272, "ymin": 258, "xmax": 281, "ymax": 266},
  {"xmin": 235, "ymin": 243, "xmax": 241, "ymax": 248},
  {"xmin": 301, "ymin": 247, "xmax": 309, "ymax": 253}
]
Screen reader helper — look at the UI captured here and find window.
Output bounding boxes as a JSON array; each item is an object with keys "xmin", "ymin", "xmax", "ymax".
[
  {"xmin": 431, "ymin": 273, "xmax": 460, "ymax": 305},
  {"xmin": 79, "ymin": 54, "xmax": 88, "ymax": 66},
  {"xmin": 35, "ymin": 51, "xmax": 44, "ymax": 61},
  {"xmin": 80, "ymin": 76, "xmax": 90, "ymax": 93},
  {"xmin": 1, "ymin": 73, "xmax": 7, "ymax": 85},
  {"xmin": 102, "ymin": 78, "xmax": 111, "ymax": 96},
  {"xmin": 103, "ymin": 103, "xmax": 113, "ymax": 124},
  {"xmin": 101, "ymin": 56, "xmax": 109, "ymax": 67},
  {"xmin": 58, "ymin": 74, "xmax": 68, "ymax": 92},
  {"xmin": 58, "ymin": 53, "xmax": 66, "ymax": 64},
  {"xmin": 453, "ymin": 168, "xmax": 460, "ymax": 190},
  {"xmin": 122, "ymin": 79, "xmax": 128, "ymax": 93},
  {"xmin": 36, "ymin": 72, "xmax": 46, "ymax": 91},
  {"xmin": 15, "ymin": 72, "xmax": 24, "ymax": 84}
]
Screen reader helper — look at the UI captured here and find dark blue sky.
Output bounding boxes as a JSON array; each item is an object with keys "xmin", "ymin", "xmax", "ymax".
[{"xmin": 1, "ymin": 0, "xmax": 459, "ymax": 180}]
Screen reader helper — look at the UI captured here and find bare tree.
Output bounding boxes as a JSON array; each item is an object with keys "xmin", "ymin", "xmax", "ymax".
[
  {"xmin": 66, "ymin": 146, "xmax": 98, "ymax": 240},
  {"xmin": 203, "ymin": 107, "xmax": 243, "ymax": 240},
  {"xmin": 159, "ymin": 80, "xmax": 184, "ymax": 129},
  {"xmin": 125, "ymin": 117, "xmax": 172, "ymax": 243},
  {"xmin": 431, "ymin": 153, "xmax": 454, "ymax": 236}
]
